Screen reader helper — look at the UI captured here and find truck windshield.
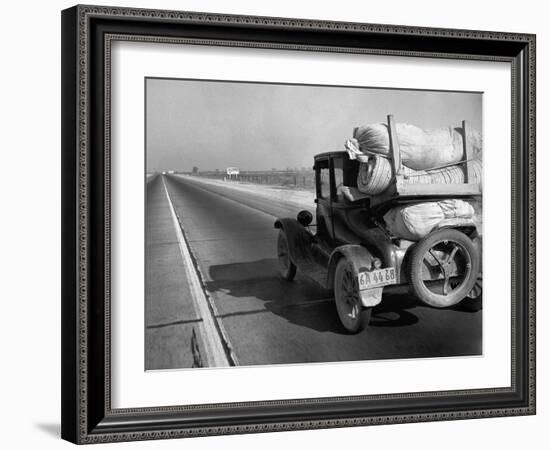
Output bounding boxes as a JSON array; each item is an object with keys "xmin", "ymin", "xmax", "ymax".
[
  {"xmin": 333, "ymin": 157, "xmax": 344, "ymax": 193},
  {"xmin": 317, "ymin": 159, "xmax": 330, "ymax": 199}
]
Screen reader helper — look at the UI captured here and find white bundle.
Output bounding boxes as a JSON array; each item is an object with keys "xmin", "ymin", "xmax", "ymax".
[
  {"xmin": 353, "ymin": 123, "xmax": 482, "ymax": 171},
  {"xmin": 383, "ymin": 200, "xmax": 475, "ymax": 241}
]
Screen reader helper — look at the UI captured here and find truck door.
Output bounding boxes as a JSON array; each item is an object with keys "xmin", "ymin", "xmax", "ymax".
[
  {"xmin": 315, "ymin": 157, "xmax": 334, "ymax": 239},
  {"xmin": 330, "ymin": 155, "xmax": 363, "ymax": 245}
]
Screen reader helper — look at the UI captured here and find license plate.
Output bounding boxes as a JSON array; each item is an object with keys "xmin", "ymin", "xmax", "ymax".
[{"xmin": 357, "ymin": 268, "xmax": 397, "ymax": 290}]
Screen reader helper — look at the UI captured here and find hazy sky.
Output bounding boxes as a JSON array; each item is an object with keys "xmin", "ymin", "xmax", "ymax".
[{"xmin": 146, "ymin": 78, "xmax": 482, "ymax": 172}]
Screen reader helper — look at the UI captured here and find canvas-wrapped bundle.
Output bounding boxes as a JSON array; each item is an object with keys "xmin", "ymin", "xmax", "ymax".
[
  {"xmin": 356, "ymin": 155, "xmax": 482, "ymax": 195},
  {"xmin": 383, "ymin": 200, "xmax": 476, "ymax": 241},
  {"xmin": 353, "ymin": 123, "xmax": 482, "ymax": 171}
]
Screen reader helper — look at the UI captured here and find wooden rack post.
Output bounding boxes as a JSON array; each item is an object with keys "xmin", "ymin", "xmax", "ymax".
[
  {"xmin": 387, "ymin": 114, "xmax": 402, "ymax": 177},
  {"xmin": 462, "ymin": 120, "xmax": 473, "ymax": 183}
]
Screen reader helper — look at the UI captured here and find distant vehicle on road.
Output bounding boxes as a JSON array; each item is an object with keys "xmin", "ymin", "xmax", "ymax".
[{"xmin": 274, "ymin": 149, "xmax": 482, "ymax": 333}]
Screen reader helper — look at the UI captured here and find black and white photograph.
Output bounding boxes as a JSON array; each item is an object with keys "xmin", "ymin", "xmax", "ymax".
[{"xmin": 145, "ymin": 78, "xmax": 483, "ymax": 370}]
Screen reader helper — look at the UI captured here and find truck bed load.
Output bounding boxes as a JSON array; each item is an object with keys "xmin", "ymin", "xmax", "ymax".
[
  {"xmin": 383, "ymin": 200, "xmax": 477, "ymax": 241},
  {"xmin": 353, "ymin": 122, "xmax": 482, "ymax": 170},
  {"xmin": 356, "ymin": 154, "xmax": 482, "ymax": 195},
  {"xmin": 345, "ymin": 115, "xmax": 482, "ymax": 206}
]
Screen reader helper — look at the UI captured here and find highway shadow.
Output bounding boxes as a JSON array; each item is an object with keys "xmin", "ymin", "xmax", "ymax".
[
  {"xmin": 207, "ymin": 258, "xmax": 342, "ymax": 333},
  {"xmin": 206, "ymin": 258, "xmax": 433, "ymax": 333}
]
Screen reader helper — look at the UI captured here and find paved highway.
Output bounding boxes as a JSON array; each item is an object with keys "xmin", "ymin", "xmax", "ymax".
[{"xmin": 145, "ymin": 174, "xmax": 482, "ymax": 370}]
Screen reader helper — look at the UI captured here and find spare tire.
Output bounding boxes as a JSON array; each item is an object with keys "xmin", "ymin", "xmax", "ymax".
[{"xmin": 408, "ymin": 228, "xmax": 480, "ymax": 308}]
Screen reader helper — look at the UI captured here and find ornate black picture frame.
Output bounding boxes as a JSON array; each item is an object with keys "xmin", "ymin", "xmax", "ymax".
[{"xmin": 61, "ymin": 4, "xmax": 536, "ymax": 444}]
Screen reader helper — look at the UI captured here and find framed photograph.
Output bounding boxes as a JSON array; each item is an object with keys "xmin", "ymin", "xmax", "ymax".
[{"xmin": 61, "ymin": 5, "xmax": 536, "ymax": 444}]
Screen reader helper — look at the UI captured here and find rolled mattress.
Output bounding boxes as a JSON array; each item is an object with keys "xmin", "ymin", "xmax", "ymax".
[{"xmin": 356, "ymin": 156, "xmax": 482, "ymax": 195}]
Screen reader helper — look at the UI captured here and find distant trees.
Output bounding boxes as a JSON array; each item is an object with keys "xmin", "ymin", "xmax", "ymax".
[{"xmin": 192, "ymin": 166, "xmax": 199, "ymax": 174}]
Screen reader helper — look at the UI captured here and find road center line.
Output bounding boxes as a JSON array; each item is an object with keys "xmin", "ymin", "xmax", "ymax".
[{"xmin": 161, "ymin": 176, "xmax": 232, "ymax": 368}]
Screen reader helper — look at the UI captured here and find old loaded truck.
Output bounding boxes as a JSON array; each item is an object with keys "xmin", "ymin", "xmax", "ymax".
[{"xmin": 274, "ymin": 115, "xmax": 482, "ymax": 333}]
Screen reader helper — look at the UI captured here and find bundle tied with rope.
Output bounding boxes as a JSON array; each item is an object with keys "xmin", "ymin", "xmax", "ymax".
[{"xmin": 345, "ymin": 122, "xmax": 482, "ymax": 195}]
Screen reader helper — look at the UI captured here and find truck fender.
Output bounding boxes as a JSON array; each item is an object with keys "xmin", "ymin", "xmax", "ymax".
[
  {"xmin": 327, "ymin": 245, "xmax": 382, "ymax": 308},
  {"xmin": 274, "ymin": 218, "xmax": 313, "ymax": 265},
  {"xmin": 432, "ymin": 218, "xmax": 478, "ymax": 236}
]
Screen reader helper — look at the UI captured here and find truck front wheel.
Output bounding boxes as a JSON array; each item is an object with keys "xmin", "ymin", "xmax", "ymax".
[
  {"xmin": 277, "ymin": 230, "xmax": 297, "ymax": 281},
  {"xmin": 334, "ymin": 259, "xmax": 372, "ymax": 334}
]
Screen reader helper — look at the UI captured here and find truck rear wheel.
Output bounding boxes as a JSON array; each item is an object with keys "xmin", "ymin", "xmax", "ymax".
[
  {"xmin": 277, "ymin": 230, "xmax": 297, "ymax": 281},
  {"xmin": 334, "ymin": 259, "xmax": 372, "ymax": 333},
  {"xmin": 408, "ymin": 229, "xmax": 480, "ymax": 308}
]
